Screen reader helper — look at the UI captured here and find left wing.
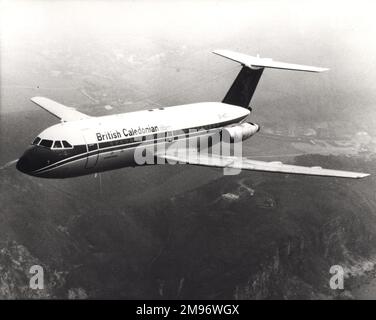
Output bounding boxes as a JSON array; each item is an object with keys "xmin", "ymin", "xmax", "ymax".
[
  {"xmin": 156, "ymin": 147, "xmax": 369, "ymax": 179},
  {"xmin": 31, "ymin": 97, "xmax": 91, "ymax": 122}
]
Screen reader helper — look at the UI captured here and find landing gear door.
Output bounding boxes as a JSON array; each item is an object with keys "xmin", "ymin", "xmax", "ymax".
[{"xmin": 82, "ymin": 129, "xmax": 99, "ymax": 169}]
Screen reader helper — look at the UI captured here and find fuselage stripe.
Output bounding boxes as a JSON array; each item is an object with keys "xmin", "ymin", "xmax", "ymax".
[{"xmin": 33, "ymin": 115, "xmax": 246, "ymax": 175}]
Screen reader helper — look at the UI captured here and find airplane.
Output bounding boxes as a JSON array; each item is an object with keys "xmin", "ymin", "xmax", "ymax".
[{"xmin": 16, "ymin": 50, "xmax": 369, "ymax": 179}]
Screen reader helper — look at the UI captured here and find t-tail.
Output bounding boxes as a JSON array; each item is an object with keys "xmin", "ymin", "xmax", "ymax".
[{"xmin": 213, "ymin": 50, "xmax": 329, "ymax": 109}]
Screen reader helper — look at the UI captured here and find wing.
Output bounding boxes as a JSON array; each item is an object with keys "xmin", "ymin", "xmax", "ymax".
[
  {"xmin": 156, "ymin": 147, "xmax": 369, "ymax": 179},
  {"xmin": 30, "ymin": 97, "xmax": 91, "ymax": 122}
]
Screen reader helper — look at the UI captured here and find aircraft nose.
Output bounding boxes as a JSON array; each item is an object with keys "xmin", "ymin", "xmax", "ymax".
[
  {"xmin": 17, "ymin": 146, "xmax": 51, "ymax": 176},
  {"xmin": 16, "ymin": 154, "xmax": 33, "ymax": 175}
]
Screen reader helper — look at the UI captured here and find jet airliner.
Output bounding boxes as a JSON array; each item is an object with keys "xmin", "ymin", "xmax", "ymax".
[{"xmin": 16, "ymin": 50, "xmax": 369, "ymax": 179}]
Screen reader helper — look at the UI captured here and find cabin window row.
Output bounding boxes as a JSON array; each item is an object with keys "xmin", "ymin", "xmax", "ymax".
[{"xmin": 97, "ymin": 126, "xmax": 221, "ymax": 149}]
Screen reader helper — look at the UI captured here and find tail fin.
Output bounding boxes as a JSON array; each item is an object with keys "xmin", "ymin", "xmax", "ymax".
[{"xmin": 214, "ymin": 50, "xmax": 329, "ymax": 109}]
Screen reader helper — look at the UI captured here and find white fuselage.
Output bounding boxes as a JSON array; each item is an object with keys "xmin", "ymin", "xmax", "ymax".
[{"xmin": 17, "ymin": 102, "xmax": 250, "ymax": 178}]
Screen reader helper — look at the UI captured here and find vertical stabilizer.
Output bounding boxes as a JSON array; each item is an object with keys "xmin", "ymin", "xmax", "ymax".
[
  {"xmin": 222, "ymin": 66, "xmax": 263, "ymax": 109},
  {"xmin": 213, "ymin": 50, "xmax": 328, "ymax": 109}
]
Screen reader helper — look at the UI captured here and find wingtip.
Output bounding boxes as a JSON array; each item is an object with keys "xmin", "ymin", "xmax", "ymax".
[
  {"xmin": 212, "ymin": 49, "xmax": 224, "ymax": 56},
  {"xmin": 350, "ymin": 172, "xmax": 371, "ymax": 179},
  {"xmin": 30, "ymin": 96, "xmax": 45, "ymax": 102}
]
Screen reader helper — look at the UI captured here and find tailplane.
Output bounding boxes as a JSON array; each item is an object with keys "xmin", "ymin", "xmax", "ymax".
[{"xmin": 213, "ymin": 50, "xmax": 328, "ymax": 109}]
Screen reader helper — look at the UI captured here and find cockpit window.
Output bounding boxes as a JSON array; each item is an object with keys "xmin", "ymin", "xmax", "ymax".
[
  {"xmin": 32, "ymin": 137, "xmax": 41, "ymax": 145},
  {"xmin": 39, "ymin": 139, "xmax": 53, "ymax": 148},
  {"xmin": 34, "ymin": 138, "xmax": 73, "ymax": 149},
  {"xmin": 53, "ymin": 141, "xmax": 62, "ymax": 149},
  {"xmin": 62, "ymin": 140, "xmax": 73, "ymax": 148}
]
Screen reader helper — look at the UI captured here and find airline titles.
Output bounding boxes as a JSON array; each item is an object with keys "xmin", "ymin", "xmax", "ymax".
[{"xmin": 96, "ymin": 125, "xmax": 159, "ymax": 142}]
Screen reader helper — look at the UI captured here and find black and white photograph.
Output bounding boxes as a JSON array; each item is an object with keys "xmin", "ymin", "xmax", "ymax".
[{"xmin": 1, "ymin": 0, "xmax": 376, "ymax": 307}]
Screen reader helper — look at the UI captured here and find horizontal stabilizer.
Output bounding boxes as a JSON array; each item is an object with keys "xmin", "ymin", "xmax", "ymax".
[{"xmin": 213, "ymin": 50, "xmax": 329, "ymax": 72}]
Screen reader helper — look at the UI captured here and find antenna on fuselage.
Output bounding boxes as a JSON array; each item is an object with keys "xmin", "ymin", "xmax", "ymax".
[{"xmin": 94, "ymin": 172, "xmax": 102, "ymax": 196}]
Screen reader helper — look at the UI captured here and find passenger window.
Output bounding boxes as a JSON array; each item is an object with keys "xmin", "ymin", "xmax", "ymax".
[
  {"xmin": 62, "ymin": 140, "xmax": 73, "ymax": 148},
  {"xmin": 32, "ymin": 137, "xmax": 41, "ymax": 145},
  {"xmin": 88, "ymin": 143, "xmax": 97, "ymax": 151},
  {"xmin": 53, "ymin": 141, "xmax": 62, "ymax": 149},
  {"xmin": 39, "ymin": 139, "xmax": 53, "ymax": 148}
]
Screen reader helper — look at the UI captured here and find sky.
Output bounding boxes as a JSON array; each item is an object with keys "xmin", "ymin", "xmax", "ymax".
[{"xmin": 1, "ymin": 0, "xmax": 376, "ymax": 131}]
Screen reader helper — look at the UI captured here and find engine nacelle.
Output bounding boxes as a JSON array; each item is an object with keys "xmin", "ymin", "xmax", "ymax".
[{"xmin": 222, "ymin": 122, "xmax": 260, "ymax": 141}]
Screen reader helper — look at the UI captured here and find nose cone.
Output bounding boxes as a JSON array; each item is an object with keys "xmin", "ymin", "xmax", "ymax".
[
  {"xmin": 16, "ymin": 155, "xmax": 31, "ymax": 174},
  {"xmin": 17, "ymin": 146, "xmax": 52, "ymax": 177}
]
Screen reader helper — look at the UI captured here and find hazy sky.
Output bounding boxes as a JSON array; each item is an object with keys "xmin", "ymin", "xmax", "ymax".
[
  {"xmin": 2, "ymin": 0, "xmax": 376, "ymax": 50},
  {"xmin": 1, "ymin": 0, "xmax": 376, "ymax": 130}
]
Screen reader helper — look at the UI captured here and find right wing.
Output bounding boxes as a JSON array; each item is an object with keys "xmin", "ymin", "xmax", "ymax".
[
  {"xmin": 31, "ymin": 97, "xmax": 91, "ymax": 122},
  {"xmin": 156, "ymin": 147, "xmax": 369, "ymax": 179}
]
